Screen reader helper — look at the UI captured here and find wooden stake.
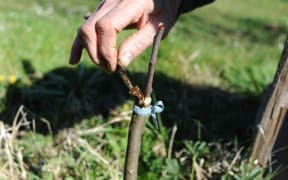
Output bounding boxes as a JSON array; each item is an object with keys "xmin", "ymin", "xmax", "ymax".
[{"xmin": 251, "ymin": 34, "xmax": 288, "ymax": 168}]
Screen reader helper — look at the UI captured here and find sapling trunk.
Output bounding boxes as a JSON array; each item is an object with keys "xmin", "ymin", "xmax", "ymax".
[
  {"xmin": 123, "ymin": 23, "xmax": 165, "ymax": 180},
  {"xmin": 82, "ymin": 14, "xmax": 165, "ymax": 180}
]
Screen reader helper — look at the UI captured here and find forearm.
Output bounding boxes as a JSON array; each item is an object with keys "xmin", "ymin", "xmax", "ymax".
[{"xmin": 178, "ymin": 0, "xmax": 215, "ymax": 14}]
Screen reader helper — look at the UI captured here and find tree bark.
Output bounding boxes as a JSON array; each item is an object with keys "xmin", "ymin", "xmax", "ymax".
[
  {"xmin": 123, "ymin": 115, "xmax": 146, "ymax": 180},
  {"xmin": 123, "ymin": 23, "xmax": 164, "ymax": 180},
  {"xmin": 251, "ymin": 34, "xmax": 288, "ymax": 168}
]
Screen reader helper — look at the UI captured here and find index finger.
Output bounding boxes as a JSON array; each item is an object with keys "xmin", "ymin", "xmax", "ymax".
[
  {"xmin": 95, "ymin": 0, "xmax": 148, "ymax": 71},
  {"xmin": 69, "ymin": 31, "xmax": 84, "ymax": 65}
]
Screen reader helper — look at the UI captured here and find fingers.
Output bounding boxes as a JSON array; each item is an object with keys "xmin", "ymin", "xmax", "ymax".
[
  {"xmin": 69, "ymin": 33, "xmax": 83, "ymax": 65},
  {"xmin": 69, "ymin": 0, "xmax": 120, "ymax": 69},
  {"xmin": 95, "ymin": 0, "xmax": 147, "ymax": 71},
  {"xmin": 69, "ymin": 15, "xmax": 103, "ymax": 67},
  {"xmin": 95, "ymin": 20, "xmax": 118, "ymax": 71},
  {"xmin": 118, "ymin": 22, "xmax": 158, "ymax": 67},
  {"xmin": 69, "ymin": 0, "xmax": 169, "ymax": 71}
]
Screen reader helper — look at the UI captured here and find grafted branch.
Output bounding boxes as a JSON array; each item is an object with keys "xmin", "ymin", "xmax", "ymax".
[{"xmin": 124, "ymin": 23, "xmax": 165, "ymax": 180}]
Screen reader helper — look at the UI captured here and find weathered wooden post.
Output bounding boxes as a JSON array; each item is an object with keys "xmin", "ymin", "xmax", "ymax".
[{"xmin": 251, "ymin": 35, "xmax": 288, "ymax": 171}]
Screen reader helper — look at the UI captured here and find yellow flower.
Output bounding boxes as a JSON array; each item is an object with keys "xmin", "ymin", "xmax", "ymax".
[
  {"xmin": 0, "ymin": 75, "xmax": 4, "ymax": 83},
  {"xmin": 123, "ymin": 102, "xmax": 131, "ymax": 111},
  {"xmin": 8, "ymin": 75, "xmax": 17, "ymax": 84}
]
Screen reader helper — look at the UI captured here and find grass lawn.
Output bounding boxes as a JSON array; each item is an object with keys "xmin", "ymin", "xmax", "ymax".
[{"xmin": 0, "ymin": 0, "xmax": 287, "ymax": 179}]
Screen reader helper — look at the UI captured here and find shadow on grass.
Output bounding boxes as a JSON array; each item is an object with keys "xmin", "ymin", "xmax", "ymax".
[{"xmin": 0, "ymin": 61, "xmax": 260, "ymax": 145}]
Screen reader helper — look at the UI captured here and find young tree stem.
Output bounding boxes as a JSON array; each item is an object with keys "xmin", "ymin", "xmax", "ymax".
[
  {"xmin": 145, "ymin": 23, "xmax": 165, "ymax": 98},
  {"xmin": 123, "ymin": 23, "xmax": 165, "ymax": 180}
]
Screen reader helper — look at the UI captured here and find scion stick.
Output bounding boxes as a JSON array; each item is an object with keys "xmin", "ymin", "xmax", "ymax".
[{"xmin": 124, "ymin": 23, "xmax": 165, "ymax": 180}]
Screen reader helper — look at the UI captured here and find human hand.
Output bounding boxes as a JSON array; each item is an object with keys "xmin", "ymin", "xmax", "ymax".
[{"xmin": 69, "ymin": 0, "xmax": 181, "ymax": 71}]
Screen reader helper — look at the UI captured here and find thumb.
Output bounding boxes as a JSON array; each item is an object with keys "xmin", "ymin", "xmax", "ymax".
[{"xmin": 118, "ymin": 22, "xmax": 158, "ymax": 67}]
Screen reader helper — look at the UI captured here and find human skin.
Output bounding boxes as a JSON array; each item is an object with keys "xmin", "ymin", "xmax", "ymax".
[{"xmin": 69, "ymin": 0, "xmax": 181, "ymax": 72}]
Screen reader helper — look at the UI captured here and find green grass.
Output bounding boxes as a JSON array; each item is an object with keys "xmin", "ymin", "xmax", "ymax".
[{"xmin": 0, "ymin": 0, "xmax": 287, "ymax": 179}]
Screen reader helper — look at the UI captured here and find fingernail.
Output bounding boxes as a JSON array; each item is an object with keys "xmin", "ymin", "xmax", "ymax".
[{"xmin": 120, "ymin": 52, "xmax": 132, "ymax": 67}]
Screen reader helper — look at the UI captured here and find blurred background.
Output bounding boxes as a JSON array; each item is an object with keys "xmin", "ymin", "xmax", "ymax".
[{"xmin": 0, "ymin": 0, "xmax": 287, "ymax": 179}]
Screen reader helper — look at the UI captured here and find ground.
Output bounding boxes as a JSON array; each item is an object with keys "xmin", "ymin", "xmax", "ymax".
[{"xmin": 0, "ymin": 0, "xmax": 287, "ymax": 179}]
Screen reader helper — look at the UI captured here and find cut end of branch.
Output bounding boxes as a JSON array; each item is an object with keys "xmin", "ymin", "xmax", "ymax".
[
  {"xmin": 158, "ymin": 22, "xmax": 165, "ymax": 30},
  {"xmin": 143, "ymin": 97, "xmax": 152, "ymax": 107}
]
